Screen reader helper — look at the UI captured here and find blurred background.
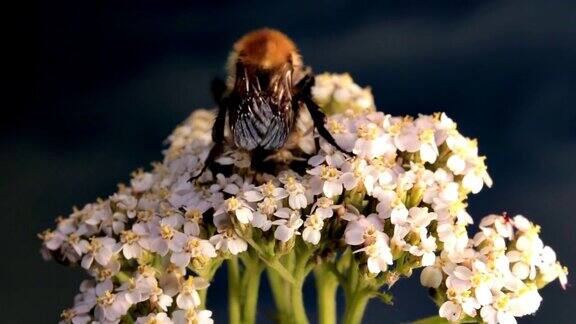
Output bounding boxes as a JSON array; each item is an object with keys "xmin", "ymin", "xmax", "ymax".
[{"xmin": 3, "ymin": 0, "xmax": 576, "ymax": 322}]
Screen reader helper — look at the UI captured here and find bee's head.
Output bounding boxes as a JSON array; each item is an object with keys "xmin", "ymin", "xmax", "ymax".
[{"xmin": 233, "ymin": 28, "xmax": 298, "ymax": 70}]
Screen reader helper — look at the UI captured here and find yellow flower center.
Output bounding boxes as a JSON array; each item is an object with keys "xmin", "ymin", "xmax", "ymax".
[
  {"xmin": 121, "ymin": 230, "xmax": 139, "ymax": 244},
  {"xmin": 226, "ymin": 197, "xmax": 241, "ymax": 212},
  {"xmin": 68, "ymin": 233, "xmax": 79, "ymax": 245},
  {"xmin": 470, "ymin": 273, "xmax": 488, "ymax": 286},
  {"xmin": 160, "ymin": 224, "xmax": 174, "ymax": 240},
  {"xmin": 363, "ymin": 225, "xmax": 378, "ymax": 245},
  {"xmin": 495, "ymin": 294, "xmax": 510, "ymax": 311},
  {"xmin": 186, "ymin": 209, "xmax": 203, "ymax": 222},
  {"xmin": 97, "ymin": 291, "xmax": 115, "ymax": 306},
  {"xmin": 258, "ymin": 198, "xmax": 277, "ymax": 215},
  {"xmin": 316, "ymin": 197, "xmax": 333, "ymax": 209},
  {"xmin": 138, "ymin": 265, "xmax": 157, "ymax": 277},
  {"xmin": 180, "ymin": 277, "xmax": 197, "ymax": 294},
  {"xmin": 448, "ymin": 200, "xmax": 467, "ymax": 216},
  {"xmin": 96, "ymin": 268, "xmax": 113, "ymax": 282},
  {"xmin": 357, "ymin": 123, "xmax": 378, "ymax": 140},
  {"xmin": 261, "ymin": 181, "xmax": 276, "ymax": 197},
  {"xmin": 307, "ymin": 213, "xmax": 323, "ymax": 230},
  {"xmin": 185, "ymin": 238, "xmax": 201, "ymax": 253},
  {"xmin": 137, "ymin": 210, "xmax": 153, "ymax": 222},
  {"xmin": 387, "ymin": 123, "xmax": 402, "ymax": 136},
  {"xmin": 327, "ymin": 119, "xmax": 346, "ymax": 134},
  {"xmin": 88, "ymin": 237, "xmax": 102, "ymax": 253},
  {"xmin": 419, "ymin": 129, "xmax": 435, "ymax": 143},
  {"xmin": 320, "ymin": 165, "xmax": 340, "ymax": 180}
]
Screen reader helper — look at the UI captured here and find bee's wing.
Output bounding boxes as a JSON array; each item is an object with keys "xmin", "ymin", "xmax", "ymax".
[
  {"xmin": 230, "ymin": 65, "xmax": 293, "ymax": 151},
  {"xmin": 232, "ymin": 93, "xmax": 273, "ymax": 150}
]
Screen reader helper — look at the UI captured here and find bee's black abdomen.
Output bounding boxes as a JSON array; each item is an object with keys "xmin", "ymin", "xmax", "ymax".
[
  {"xmin": 231, "ymin": 88, "xmax": 292, "ymax": 151},
  {"xmin": 260, "ymin": 114, "xmax": 288, "ymax": 150}
]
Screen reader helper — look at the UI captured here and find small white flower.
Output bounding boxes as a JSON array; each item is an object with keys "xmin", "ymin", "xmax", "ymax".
[
  {"xmin": 344, "ymin": 214, "xmax": 383, "ymax": 246},
  {"xmin": 308, "ymin": 165, "xmax": 344, "ymax": 198},
  {"xmin": 355, "ymin": 238, "xmax": 393, "ymax": 274},
  {"xmin": 408, "ymin": 232, "xmax": 437, "ymax": 266},
  {"xmin": 214, "ymin": 196, "xmax": 253, "ymax": 224},
  {"xmin": 171, "ymin": 237, "xmax": 216, "ymax": 269},
  {"xmin": 394, "ymin": 122, "xmax": 439, "ymax": 163},
  {"xmin": 302, "ymin": 211, "xmax": 328, "ymax": 245},
  {"xmin": 420, "ymin": 265, "xmax": 443, "ymax": 288},
  {"xmin": 116, "ymin": 277, "xmax": 152, "ymax": 305},
  {"xmin": 209, "ymin": 226, "xmax": 247, "ymax": 255},
  {"xmin": 135, "ymin": 312, "xmax": 172, "ymax": 324},
  {"xmin": 172, "ymin": 308, "xmax": 214, "ymax": 324},
  {"xmin": 92, "ymin": 280, "xmax": 130, "ymax": 322},
  {"xmin": 131, "ymin": 170, "xmax": 155, "ymax": 193},
  {"xmin": 244, "ymin": 181, "xmax": 288, "ymax": 202},
  {"xmin": 439, "ymin": 301, "xmax": 462, "ymax": 322},
  {"xmin": 81, "ymin": 237, "xmax": 119, "ymax": 269},
  {"xmin": 149, "ymin": 218, "xmax": 187, "ymax": 256},
  {"xmin": 353, "ymin": 122, "xmax": 395, "ymax": 159},
  {"xmin": 376, "ymin": 193, "xmax": 408, "ymax": 224},
  {"xmin": 272, "ymin": 208, "xmax": 304, "ymax": 242},
  {"xmin": 149, "ymin": 286, "xmax": 173, "ymax": 312},
  {"xmin": 175, "ymin": 277, "xmax": 209, "ymax": 310},
  {"xmin": 279, "ymin": 174, "xmax": 309, "ymax": 210}
]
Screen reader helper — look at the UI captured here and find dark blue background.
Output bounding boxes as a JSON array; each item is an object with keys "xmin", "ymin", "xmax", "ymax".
[{"xmin": 3, "ymin": 0, "xmax": 575, "ymax": 322}]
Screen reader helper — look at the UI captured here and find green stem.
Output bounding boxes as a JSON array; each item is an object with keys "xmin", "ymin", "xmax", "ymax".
[
  {"xmin": 342, "ymin": 255, "xmax": 371, "ymax": 324},
  {"xmin": 290, "ymin": 245, "xmax": 315, "ymax": 324},
  {"xmin": 241, "ymin": 259, "xmax": 263, "ymax": 324},
  {"xmin": 228, "ymin": 257, "xmax": 241, "ymax": 324},
  {"xmin": 342, "ymin": 291, "xmax": 370, "ymax": 324},
  {"xmin": 314, "ymin": 264, "xmax": 339, "ymax": 324},
  {"xmin": 266, "ymin": 267, "xmax": 291, "ymax": 323},
  {"xmin": 198, "ymin": 288, "xmax": 208, "ymax": 309},
  {"xmin": 290, "ymin": 275, "xmax": 309, "ymax": 324}
]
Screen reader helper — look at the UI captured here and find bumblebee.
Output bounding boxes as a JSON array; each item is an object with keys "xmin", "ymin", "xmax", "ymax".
[{"xmin": 194, "ymin": 28, "xmax": 349, "ymax": 178}]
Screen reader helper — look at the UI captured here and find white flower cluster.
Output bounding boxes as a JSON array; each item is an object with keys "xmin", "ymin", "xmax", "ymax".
[
  {"xmin": 40, "ymin": 109, "xmax": 221, "ymax": 324},
  {"xmin": 311, "ymin": 73, "xmax": 375, "ymax": 114},
  {"xmin": 40, "ymin": 73, "xmax": 566, "ymax": 324},
  {"xmin": 421, "ymin": 214, "xmax": 568, "ymax": 324}
]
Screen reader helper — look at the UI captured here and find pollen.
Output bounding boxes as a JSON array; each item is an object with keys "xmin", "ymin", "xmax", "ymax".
[
  {"xmin": 261, "ymin": 181, "xmax": 276, "ymax": 197},
  {"xmin": 363, "ymin": 225, "xmax": 378, "ymax": 245},
  {"xmin": 327, "ymin": 119, "xmax": 346, "ymax": 134},
  {"xmin": 495, "ymin": 294, "xmax": 510, "ymax": 311},
  {"xmin": 419, "ymin": 129, "xmax": 435, "ymax": 143},
  {"xmin": 258, "ymin": 197, "xmax": 277, "ymax": 215},
  {"xmin": 285, "ymin": 176, "xmax": 298, "ymax": 192},
  {"xmin": 357, "ymin": 123, "xmax": 379, "ymax": 140},
  {"xmin": 88, "ymin": 237, "xmax": 102, "ymax": 253},
  {"xmin": 226, "ymin": 197, "xmax": 241, "ymax": 212},
  {"xmin": 186, "ymin": 209, "xmax": 203, "ymax": 222},
  {"xmin": 97, "ymin": 291, "xmax": 116, "ymax": 306},
  {"xmin": 184, "ymin": 238, "xmax": 200, "ymax": 253},
  {"xmin": 137, "ymin": 210, "xmax": 153, "ymax": 222},
  {"xmin": 320, "ymin": 165, "xmax": 340, "ymax": 180},
  {"xmin": 160, "ymin": 224, "xmax": 174, "ymax": 240},
  {"xmin": 121, "ymin": 230, "xmax": 139, "ymax": 244},
  {"xmin": 387, "ymin": 123, "xmax": 402, "ymax": 136}
]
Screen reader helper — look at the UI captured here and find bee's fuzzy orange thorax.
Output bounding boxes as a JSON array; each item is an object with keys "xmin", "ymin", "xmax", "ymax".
[{"xmin": 234, "ymin": 28, "xmax": 297, "ymax": 70}]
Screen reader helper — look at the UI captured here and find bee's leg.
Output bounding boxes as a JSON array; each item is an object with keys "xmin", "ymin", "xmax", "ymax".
[
  {"xmin": 250, "ymin": 147, "xmax": 276, "ymax": 173},
  {"xmin": 296, "ymin": 75, "xmax": 353, "ymax": 156},
  {"xmin": 211, "ymin": 78, "xmax": 227, "ymax": 106},
  {"xmin": 304, "ymin": 97, "xmax": 352, "ymax": 155}
]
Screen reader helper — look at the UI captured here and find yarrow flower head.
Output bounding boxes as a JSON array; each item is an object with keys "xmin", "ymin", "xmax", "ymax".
[{"xmin": 41, "ymin": 73, "xmax": 566, "ymax": 324}]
